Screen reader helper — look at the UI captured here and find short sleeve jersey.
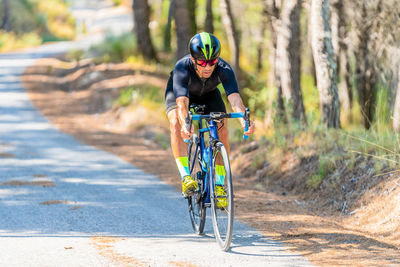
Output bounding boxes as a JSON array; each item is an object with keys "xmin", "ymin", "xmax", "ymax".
[{"xmin": 171, "ymin": 54, "xmax": 239, "ymax": 98}]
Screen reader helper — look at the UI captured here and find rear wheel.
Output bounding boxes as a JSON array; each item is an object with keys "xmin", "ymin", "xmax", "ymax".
[
  {"xmin": 210, "ymin": 142, "xmax": 234, "ymax": 251},
  {"xmin": 187, "ymin": 136, "xmax": 206, "ymax": 234}
]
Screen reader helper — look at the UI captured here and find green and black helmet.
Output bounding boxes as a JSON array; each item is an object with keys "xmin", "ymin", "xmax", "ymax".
[{"xmin": 189, "ymin": 32, "xmax": 221, "ymax": 61}]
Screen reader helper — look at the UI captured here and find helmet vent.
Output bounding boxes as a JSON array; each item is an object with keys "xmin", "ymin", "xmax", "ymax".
[{"xmin": 205, "ymin": 44, "xmax": 210, "ymax": 57}]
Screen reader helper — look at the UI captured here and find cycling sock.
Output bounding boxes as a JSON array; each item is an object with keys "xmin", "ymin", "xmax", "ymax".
[
  {"xmin": 176, "ymin": 156, "xmax": 190, "ymax": 180},
  {"xmin": 215, "ymin": 164, "xmax": 226, "ymax": 185}
]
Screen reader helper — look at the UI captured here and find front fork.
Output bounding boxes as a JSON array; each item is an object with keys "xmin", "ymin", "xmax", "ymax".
[{"xmin": 203, "ymin": 145, "xmax": 213, "ymax": 206}]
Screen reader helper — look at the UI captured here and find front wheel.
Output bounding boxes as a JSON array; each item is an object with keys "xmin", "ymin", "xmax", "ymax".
[{"xmin": 210, "ymin": 142, "xmax": 234, "ymax": 251}]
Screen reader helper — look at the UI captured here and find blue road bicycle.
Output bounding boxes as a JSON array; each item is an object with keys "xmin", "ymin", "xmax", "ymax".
[{"xmin": 185, "ymin": 104, "xmax": 250, "ymax": 251}]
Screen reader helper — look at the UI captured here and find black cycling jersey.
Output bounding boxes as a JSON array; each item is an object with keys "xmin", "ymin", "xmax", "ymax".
[
  {"xmin": 165, "ymin": 54, "xmax": 239, "ymax": 114},
  {"xmin": 172, "ymin": 54, "xmax": 239, "ymax": 98}
]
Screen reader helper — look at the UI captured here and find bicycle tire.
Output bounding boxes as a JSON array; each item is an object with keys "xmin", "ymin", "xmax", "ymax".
[
  {"xmin": 210, "ymin": 141, "xmax": 234, "ymax": 251},
  {"xmin": 187, "ymin": 137, "xmax": 206, "ymax": 235}
]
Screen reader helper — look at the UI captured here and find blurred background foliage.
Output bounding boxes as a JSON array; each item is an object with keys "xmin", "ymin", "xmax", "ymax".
[
  {"xmin": 70, "ymin": 0, "xmax": 399, "ymax": 156},
  {"xmin": 0, "ymin": 0, "xmax": 75, "ymax": 51}
]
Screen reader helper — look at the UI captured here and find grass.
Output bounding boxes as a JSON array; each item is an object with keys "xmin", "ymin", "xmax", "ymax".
[
  {"xmin": 306, "ymin": 174, "xmax": 324, "ymax": 189},
  {"xmin": 252, "ymin": 152, "xmax": 266, "ymax": 169}
]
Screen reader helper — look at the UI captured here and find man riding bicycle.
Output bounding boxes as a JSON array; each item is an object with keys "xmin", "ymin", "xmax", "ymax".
[{"xmin": 165, "ymin": 32, "xmax": 255, "ymax": 206}]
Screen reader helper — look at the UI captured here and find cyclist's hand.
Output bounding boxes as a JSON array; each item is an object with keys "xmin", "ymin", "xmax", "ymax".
[
  {"xmin": 241, "ymin": 119, "xmax": 255, "ymax": 136},
  {"xmin": 181, "ymin": 125, "xmax": 194, "ymax": 140}
]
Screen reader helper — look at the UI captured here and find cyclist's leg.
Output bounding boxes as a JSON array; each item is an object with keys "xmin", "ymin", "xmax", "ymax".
[
  {"xmin": 167, "ymin": 109, "xmax": 186, "ymax": 159},
  {"xmin": 218, "ymin": 120, "xmax": 230, "ymax": 155},
  {"xmin": 167, "ymin": 108, "xmax": 198, "ymax": 194},
  {"xmin": 165, "ymin": 82, "xmax": 197, "ymax": 194},
  {"xmin": 165, "ymin": 77, "xmax": 187, "ymax": 160}
]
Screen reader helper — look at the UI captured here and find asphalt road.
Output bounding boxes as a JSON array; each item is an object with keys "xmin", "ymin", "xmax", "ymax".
[{"xmin": 0, "ymin": 1, "xmax": 312, "ymax": 266}]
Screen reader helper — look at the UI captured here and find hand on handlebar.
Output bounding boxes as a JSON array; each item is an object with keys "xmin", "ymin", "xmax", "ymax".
[
  {"xmin": 241, "ymin": 119, "xmax": 255, "ymax": 136},
  {"xmin": 241, "ymin": 108, "xmax": 254, "ymax": 139},
  {"xmin": 183, "ymin": 111, "xmax": 194, "ymax": 141}
]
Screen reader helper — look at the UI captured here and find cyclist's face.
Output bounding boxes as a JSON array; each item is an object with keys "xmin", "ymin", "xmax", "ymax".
[{"xmin": 192, "ymin": 57, "xmax": 216, "ymax": 79}]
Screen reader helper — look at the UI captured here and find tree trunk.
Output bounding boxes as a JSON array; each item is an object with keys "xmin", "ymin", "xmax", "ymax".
[
  {"xmin": 220, "ymin": 0, "xmax": 240, "ymax": 76},
  {"xmin": 332, "ymin": 0, "xmax": 352, "ymax": 123},
  {"xmin": 265, "ymin": 0, "xmax": 286, "ymax": 122},
  {"xmin": 305, "ymin": 0, "xmax": 317, "ymax": 87},
  {"xmin": 172, "ymin": 0, "xmax": 193, "ymax": 60},
  {"xmin": 311, "ymin": 0, "xmax": 341, "ymax": 128},
  {"xmin": 132, "ymin": 0, "xmax": 157, "ymax": 61},
  {"xmin": 330, "ymin": 0, "xmax": 340, "ymax": 69},
  {"xmin": 338, "ymin": 48, "xmax": 352, "ymax": 123},
  {"xmin": 205, "ymin": 0, "xmax": 214, "ymax": 33},
  {"xmin": 276, "ymin": 0, "xmax": 306, "ymax": 125},
  {"xmin": 393, "ymin": 68, "xmax": 400, "ymax": 132},
  {"xmin": 163, "ymin": 0, "xmax": 173, "ymax": 52},
  {"xmin": 188, "ymin": 0, "xmax": 197, "ymax": 35},
  {"xmin": 265, "ymin": 0, "xmax": 279, "ymax": 89},
  {"xmin": 355, "ymin": 4, "xmax": 376, "ymax": 129},
  {"xmin": 1, "ymin": 0, "xmax": 11, "ymax": 32},
  {"xmin": 257, "ymin": 3, "xmax": 268, "ymax": 72}
]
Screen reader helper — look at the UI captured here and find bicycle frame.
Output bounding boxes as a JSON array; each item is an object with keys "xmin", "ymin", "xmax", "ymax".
[{"xmin": 190, "ymin": 112, "xmax": 247, "ymax": 207}]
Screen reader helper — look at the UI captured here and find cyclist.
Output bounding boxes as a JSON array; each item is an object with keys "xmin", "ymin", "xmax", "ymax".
[{"xmin": 165, "ymin": 32, "xmax": 255, "ymax": 207}]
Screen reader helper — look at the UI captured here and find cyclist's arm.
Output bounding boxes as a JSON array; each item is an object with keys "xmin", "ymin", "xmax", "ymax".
[
  {"xmin": 227, "ymin": 93, "xmax": 255, "ymax": 135},
  {"xmin": 176, "ymin": 96, "xmax": 193, "ymax": 139},
  {"xmin": 176, "ymin": 96, "xmax": 189, "ymax": 127},
  {"xmin": 172, "ymin": 59, "xmax": 193, "ymax": 139},
  {"xmin": 227, "ymin": 92, "xmax": 245, "ymax": 113}
]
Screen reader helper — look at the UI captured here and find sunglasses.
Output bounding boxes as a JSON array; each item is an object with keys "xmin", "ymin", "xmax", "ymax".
[{"xmin": 196, "ymin": 58, "xmax": 218, "ymax": 67}]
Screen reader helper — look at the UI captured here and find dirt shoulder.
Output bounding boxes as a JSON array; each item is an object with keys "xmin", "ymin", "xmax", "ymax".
[{"xmin": 23, "ymin": 57, "xmax": 400, "ymax": 266}]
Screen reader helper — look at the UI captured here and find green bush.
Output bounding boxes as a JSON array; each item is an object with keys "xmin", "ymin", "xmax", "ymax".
[
  {"xmin": 0, "ymin": 31, "xmax": 41, "ymax": 52},
  {"xmin": 252, "ymin": 153, "xmax": 266, "ymax": 169},
  {"xmin": 89, "ymin": 33, "xmax": 138, "ymax": 63},
  {"xmin": 0, "ymin": 0, "xmax": 75, "ymax": 51},
  {"xmin": 66, "ymin": 49, "xmax": 85, "ymax": 62},
  {"xmin": 116, "ymin": 87, "xmax": 135, "ymax": 107},
  {"xmin": 115, "ymin": 85, "xmax": 164, "ymax": 108},
  {"xmin": 113, "ymin": 0, "xmax": 123, "ymax": 6}
]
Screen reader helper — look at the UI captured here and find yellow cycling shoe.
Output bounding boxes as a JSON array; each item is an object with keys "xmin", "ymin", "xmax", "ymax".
[
  {"xmin": 182, "ymin": 175, "xmax": 198, "ymax": 196},
  {"xmin": 215, "ymin": 185, "xmax": 228, "ymax": 209}
]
